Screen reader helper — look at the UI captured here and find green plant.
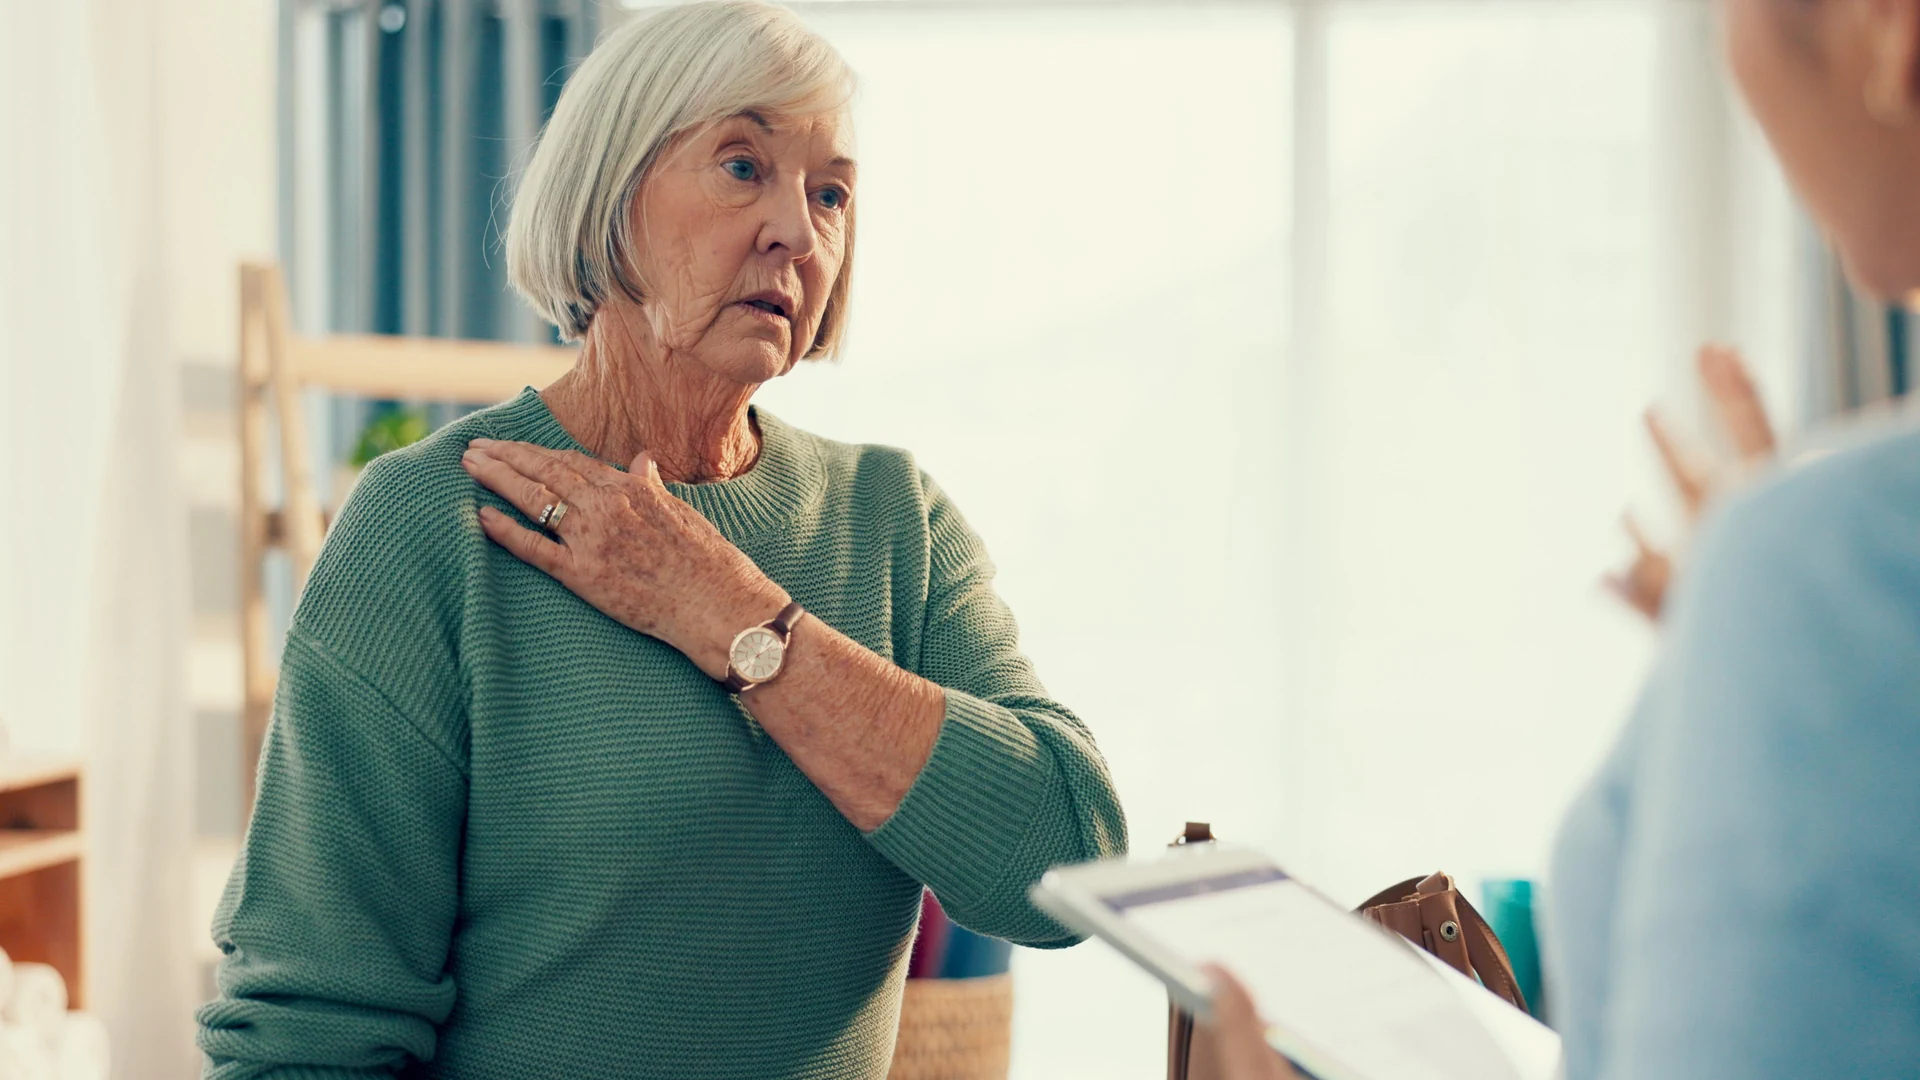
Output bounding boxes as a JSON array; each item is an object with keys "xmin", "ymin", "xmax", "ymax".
[{"xmin": 347, "ymin": 404, "xmax": 433, "ymax": 468}]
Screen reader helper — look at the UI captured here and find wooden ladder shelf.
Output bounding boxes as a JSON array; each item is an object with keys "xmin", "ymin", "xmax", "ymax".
[{"xmin": 236, "ymin": 262, "xmax": 575, "ymax": 812}]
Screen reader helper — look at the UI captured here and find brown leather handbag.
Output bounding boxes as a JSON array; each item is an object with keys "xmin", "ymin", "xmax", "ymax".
[
  {"xmin": 1166, "ymin": 826, "xmax": 1528, "ymax": 1080},
  {"xmin": 1355, "ymin": 871, "xmax": 1528, "ymax": 1013}
]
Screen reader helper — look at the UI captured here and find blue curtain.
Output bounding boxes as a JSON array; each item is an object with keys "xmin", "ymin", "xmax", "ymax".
[
  {"xmin": 281, "ymin": 0, "xmax": 599, "ymax": 464},
  {"xmin": 289, "ymin": 0, "xmax": 597, "ymax": 342},
  {"xmin": 1809, "ymin": 245, "xmax": 1911, "ymax": 419}
]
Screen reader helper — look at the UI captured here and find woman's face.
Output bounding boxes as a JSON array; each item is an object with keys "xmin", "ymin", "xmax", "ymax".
[
  {"xmin": 624, "ymin": 110, "xmax": 854, "ymax": 383},
  {"xmin": 1723, "ymin": 0, "xmax": 1920, "ymax": 297}
]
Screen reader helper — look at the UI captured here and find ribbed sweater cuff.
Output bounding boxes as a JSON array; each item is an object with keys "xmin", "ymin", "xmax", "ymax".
[{"xmin": 866, "ymin": 690, "xmax": 1048, "ymax": 907}]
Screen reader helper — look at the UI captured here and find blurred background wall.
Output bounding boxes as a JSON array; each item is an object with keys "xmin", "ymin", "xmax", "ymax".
[
  {"xmin": 2, "ymin": 1, "xmax": 1913, "ymax": 1077},
  {"xmin": 1, "ymin": 1, "xmax": 275, "ymax": 1077}
]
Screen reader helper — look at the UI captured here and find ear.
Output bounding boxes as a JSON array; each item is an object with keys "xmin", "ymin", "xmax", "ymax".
[{"xmin": 1859, "ymin": 0, "xmax": 1920, "ymax": 125}]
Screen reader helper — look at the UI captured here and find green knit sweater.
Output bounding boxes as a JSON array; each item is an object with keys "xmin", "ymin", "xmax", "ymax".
[{"xmin": 196, "ymin": 389, "xmax": 1128, "ymax": 1080}]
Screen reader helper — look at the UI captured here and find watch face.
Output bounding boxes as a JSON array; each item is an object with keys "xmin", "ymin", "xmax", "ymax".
[{"xmin": 730, "ymin": 627, "xmax": 785, "ymax": 682}]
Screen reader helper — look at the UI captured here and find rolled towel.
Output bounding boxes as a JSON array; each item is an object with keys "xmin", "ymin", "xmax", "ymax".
[
  {"xmin": 0, "ymin": 1022, "xmax": 56, "ymax": 1080},
  {"xmin": 3, "ymin": 964, "xmax": 67, "ymax": 1044},
  {"xmin": 53, "ymin": 1012, "xmax": 108, "ymax": 1080}
]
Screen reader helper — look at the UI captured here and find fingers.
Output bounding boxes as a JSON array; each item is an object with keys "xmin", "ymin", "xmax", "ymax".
[
  {"xmin": 476, "ymin": 505, "xmax": 568, "ymax": 575},
  {"xmin": 1697, "ymin": 345, "xmax": 1777, "ymax": 464},
  {"xmin": 1619, "ymin": 343, "xmax": 1776, "ymax": 623},
  {"xmin": 1643, "ymin": 408, "xmax": 1711, "ymax": 518},
  {"xmin": 1606, "ymin": 512, "xmax": 1672, "ymax": 622},
  {"xmin": 467, "ymin": 439, "xmax": 590, "ymax": 498},
  {"xmin": 1201, "ymin": 966, "xmax": 1298, "ymax": 1080},
  {"xmin": 1604, "ymin": 571, "xmax": 1665, "ymax": 623},
  {"xmin": 1621, "ymin": 511, "xmax": 1655, "ymax": 558},
  {"xmin": 1206, "ymin": 965, "xmax": 1262, "ymax": 1034},
  {"xmin": 462, "ymin": 446, "xmax": 566, "ymax": 527},
  {"xmin": 628, "ymin": 449, "xmax": 661, "ymax": 485}
]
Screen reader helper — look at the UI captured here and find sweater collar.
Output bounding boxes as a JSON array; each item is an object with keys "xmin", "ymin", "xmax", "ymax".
[{"xmin": 486, "ymin": 387, "xmax": 825, "ymax": 541}]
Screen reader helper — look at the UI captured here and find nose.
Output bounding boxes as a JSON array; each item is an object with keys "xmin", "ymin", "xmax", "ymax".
[{"xmin": 757, "ymin": 179, "xmax": 818, "ymax": 263}]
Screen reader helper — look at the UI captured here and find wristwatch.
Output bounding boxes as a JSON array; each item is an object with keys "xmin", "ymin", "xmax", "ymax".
[{"xmin": 721, "ymin": 600, "xmax": 806, "ymax": 693}]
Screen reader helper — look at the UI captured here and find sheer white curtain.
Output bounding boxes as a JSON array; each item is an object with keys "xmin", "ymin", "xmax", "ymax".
[
  {"xmin": 765, "ymin": 1, "xmax": 1803, "ymax": 1077},
  {"xmin": 0, "ymin": 2, "xmax": 200, "ymax": 1077}
]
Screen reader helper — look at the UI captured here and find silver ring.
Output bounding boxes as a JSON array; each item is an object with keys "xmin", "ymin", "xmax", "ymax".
[{"xmin": 538, "ymin": 500, "xmax": 569, "ymax": 533}]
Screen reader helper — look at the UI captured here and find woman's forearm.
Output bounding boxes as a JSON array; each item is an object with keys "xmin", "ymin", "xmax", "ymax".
[{"xmin": 697, "ymin": 587, "xmax": 945, "ymax": 832}]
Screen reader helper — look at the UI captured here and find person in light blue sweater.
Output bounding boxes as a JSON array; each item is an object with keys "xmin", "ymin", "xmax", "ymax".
[
  {"xmin": 1543, "ymin": 0, "xmax": 1920, "ymax": 1074},
  {"xmin": 1548, "ymin": 425, "xmax": 1920, "ymax": 1079},
  {"xmin": 1206, "ymin": 1, "xmax": 1920, "ymax": 1076}
]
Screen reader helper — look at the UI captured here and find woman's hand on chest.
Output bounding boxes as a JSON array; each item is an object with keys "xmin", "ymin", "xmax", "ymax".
[
  {"xmin": 460, "ymin": 434, "xmax": 946, "ymax": 834},
  {"xmin": 460, "ymin": 438, "xmax": 788, "ymax": 680}
]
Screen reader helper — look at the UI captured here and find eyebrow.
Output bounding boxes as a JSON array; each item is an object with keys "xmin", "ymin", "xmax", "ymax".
[{"xmin": 728, "ymin": 111, "xmax": 858, "ymax": 171}]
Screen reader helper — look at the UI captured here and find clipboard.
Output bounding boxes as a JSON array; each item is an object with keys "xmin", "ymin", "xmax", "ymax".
[{"xmin": 1030, "ymin": 844, "xmax": 1563, "ymax": 1080}]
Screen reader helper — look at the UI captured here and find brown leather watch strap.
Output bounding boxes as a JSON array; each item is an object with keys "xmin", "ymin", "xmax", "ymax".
[{"xmin": 769, "ymin": 600, "xmax": 804, "ymax": 635}]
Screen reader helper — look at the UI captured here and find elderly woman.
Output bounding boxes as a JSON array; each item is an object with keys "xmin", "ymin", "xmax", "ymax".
[{"xmin": 196, "ymin": 4, "xmax": 1126, "ymax": 1077}]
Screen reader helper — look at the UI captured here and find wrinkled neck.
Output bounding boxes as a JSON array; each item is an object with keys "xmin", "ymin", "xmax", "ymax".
[{"xmin": 543, "ymin": 314, "xmax": 761, "ymax": 484}]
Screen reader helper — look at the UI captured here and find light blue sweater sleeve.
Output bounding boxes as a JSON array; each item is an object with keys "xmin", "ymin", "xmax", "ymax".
[{"xmin": 1549, "ymin": 431, "xmax": 1920, "ymax": 1080}]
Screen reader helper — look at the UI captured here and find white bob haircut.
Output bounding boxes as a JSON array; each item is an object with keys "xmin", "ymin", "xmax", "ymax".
[{"xmin": 506, "ymin": 0, "xmax": 856, "ymax": 353}]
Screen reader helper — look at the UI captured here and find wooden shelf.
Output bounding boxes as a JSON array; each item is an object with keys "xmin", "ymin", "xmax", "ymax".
[
  {"xmin": 291, "ymin": 334, "xmax": 573, "ymax": 401},
  {"xmin": 238, "ymin": 263, "xmax": 575, "ymax": 815},
  {"xmin": 0, "ymin": 832, "xmax": 80, "ymax": 881},
  {"xmin": 0, "ymin": 758, "xmax": 84, "ymax": 1005},
  {"xmin": 0, "ymin": 757, "xmax": 82, "ymax": 797}
]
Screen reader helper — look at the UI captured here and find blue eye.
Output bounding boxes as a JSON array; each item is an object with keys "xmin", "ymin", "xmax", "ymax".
[
  {"xmin": 817, "ymin": 187, "xmax": 847, "ymax": 210},
  {"xmin": 725, "ymin": 159, "xmax": 757, "ymax": 182}
]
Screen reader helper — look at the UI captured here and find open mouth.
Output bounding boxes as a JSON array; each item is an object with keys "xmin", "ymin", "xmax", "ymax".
[{"xmin": 742, "ymin": 299, "xmax": 788, "ymax": 318}]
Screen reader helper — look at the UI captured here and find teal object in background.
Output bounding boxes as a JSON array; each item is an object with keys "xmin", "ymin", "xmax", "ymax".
[
  {"xmin": 1481, "ymin": 878, "xmax": 1545, "ymax": 1021},
  {"xmin": 939, "ymin": 924, "xmax": 1014, "ymax": 979},
  {"xmin": 907, "ymin": 890, "xmax": 1015, "ymax": 980}
]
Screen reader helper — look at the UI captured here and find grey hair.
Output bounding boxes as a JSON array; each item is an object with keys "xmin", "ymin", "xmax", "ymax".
[{"xmin": 506, "ymin": 1, "xmax": 856, "ymax": 352}]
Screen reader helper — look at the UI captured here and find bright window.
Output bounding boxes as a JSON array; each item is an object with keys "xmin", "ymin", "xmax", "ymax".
[{"xmin": 767, "ymin": 2, "xmax": 1800, "ymax": 1076}]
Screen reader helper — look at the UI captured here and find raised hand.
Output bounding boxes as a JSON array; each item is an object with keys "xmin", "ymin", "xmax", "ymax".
[
  {"xmin": 1606, "ymin": 513, "xmax": 1673, "ymax": 623},
  {"xmin": 1607, "ymin": 345, "xmax": 1779, "ymax": 621}
]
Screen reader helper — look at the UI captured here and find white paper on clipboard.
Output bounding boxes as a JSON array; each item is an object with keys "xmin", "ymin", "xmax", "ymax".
[{"xmin": 1034, "ymin": 852, "xmax": 1563, "ymax": 1080}]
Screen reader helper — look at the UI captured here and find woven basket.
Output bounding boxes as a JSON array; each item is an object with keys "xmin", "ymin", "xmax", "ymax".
[{"xmin": 886, "ymin": 974, "xmax": 1013, "ymax": 1080}]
